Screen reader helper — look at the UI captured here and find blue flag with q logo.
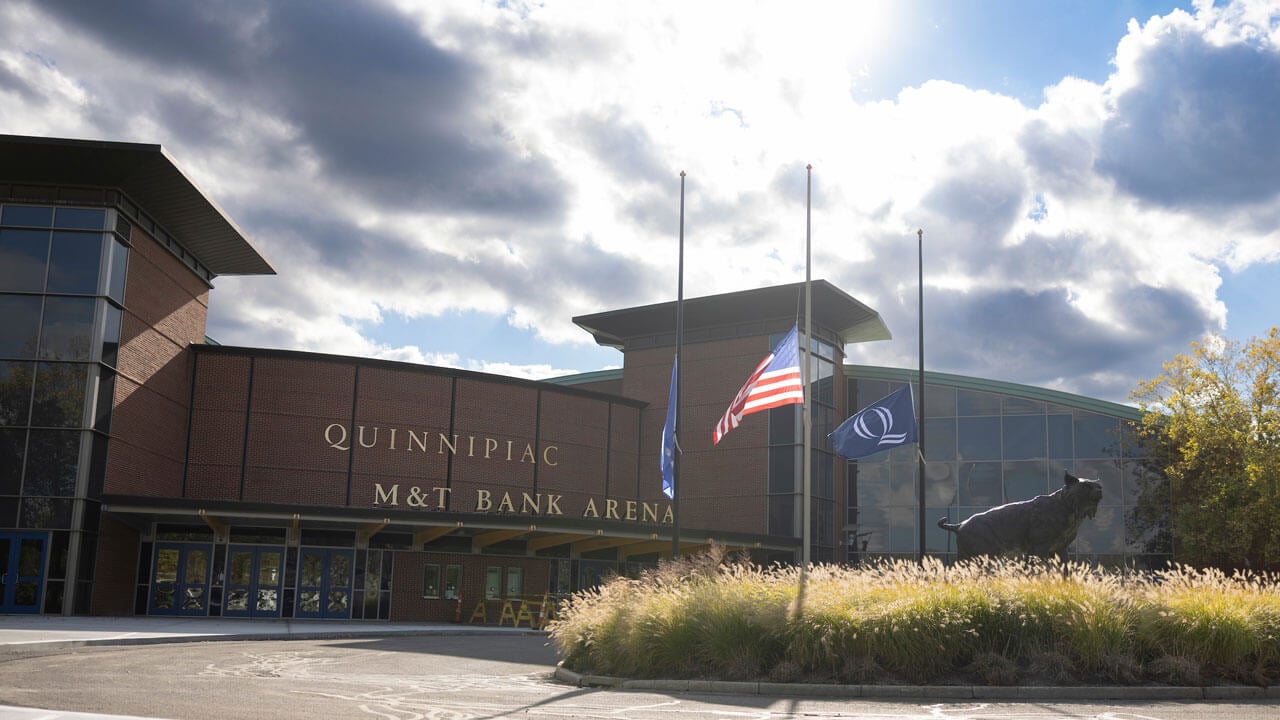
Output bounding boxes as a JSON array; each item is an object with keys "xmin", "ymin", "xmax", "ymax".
[{"xmin": 829, "ymin": 385, "xmax": 918, "ymax": 460}]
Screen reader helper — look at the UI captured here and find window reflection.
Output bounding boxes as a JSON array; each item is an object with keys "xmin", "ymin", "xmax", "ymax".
[
  {"xmin": 46, "ymin": 232, "xmax": 102, "ymax": 294},
  {"xmin": 31, "ymin": 363, "xmax": 87, "ymax": 428},
  {"xmin": 0, "ymin": 296, "xmax": 43, "ymax": 358},
  {"xmin": 0, "ymin": 229, "xmax": 50, "ymax": 292},
  {"xmin": 38, "ymin": 297, "xmax": 95, "ymax": 361}
]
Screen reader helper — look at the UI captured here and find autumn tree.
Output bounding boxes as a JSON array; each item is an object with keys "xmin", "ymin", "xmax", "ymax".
[{"xmin": 1131, "ymin": 328, "xmax": 1280, "ymax": 571}]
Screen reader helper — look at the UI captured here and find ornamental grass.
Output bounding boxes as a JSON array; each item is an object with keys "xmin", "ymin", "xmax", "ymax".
[{"xmin": 547, "ymin": 548, "xmax": 1280, "ymax": 687}]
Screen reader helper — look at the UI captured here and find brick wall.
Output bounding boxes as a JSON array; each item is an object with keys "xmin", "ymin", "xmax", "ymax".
[
  {"xmin": 104, "ymin": 222, "xmax": 209, "ymax": 496},
  {"xmin": 90, "ymin": 514, "xmax": 140, "ymax": 615}
]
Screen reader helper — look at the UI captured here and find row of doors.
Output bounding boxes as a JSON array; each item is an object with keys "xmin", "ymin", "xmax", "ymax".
[{"xmin": 150, "ymin": 543, "xmax": 353, "ymax": 619}]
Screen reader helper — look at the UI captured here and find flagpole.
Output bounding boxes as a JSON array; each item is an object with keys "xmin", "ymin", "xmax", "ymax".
[
  {"xmin": 916, "ymin": 228, "xmax": 926, "ymax": 564},
  {"xmin": 672, "ymin": 172, "xmax": 686, "ymax": 560},
  {"xmin": 802, "ymin": 164, "xmax": 813, "ymax": 569}
]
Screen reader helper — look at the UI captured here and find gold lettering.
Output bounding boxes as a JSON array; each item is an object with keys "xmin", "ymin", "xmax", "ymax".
[
  {"xmin": 642, "ymin": 502, "xmax": 658, "ymax": 523},
  {"xmin": 544, "ymin": 494, "xmax": 563, "ymax": 515},
  {"xmin": 506, "ymin": 439, "xmax": 514, "ymax": 461},
  {"xmin": 543, "ymin": 445, "xmax": 558, "ymax": 466},
  {"xmin": 468, "ymin": 436, "xmax": 476, "ymax": 456},
  {"xmin": 605, "ymin": 499, "xmax": 620, "ymax": 520},
  {"xmin": 521, "ymin": 492, "xmax": 541, "ymax": 514},
  {"xmin": 432, "ymin": 487, "xmax": 451, "ymax": 509},
  {"xmin": 662, "ymin": 505, "xmax": 674, "ymax": 524},
  {"xmin": 409, "ymin": 431, "xmax": 430, "ymax": 452},
  {"xmin": 325, "ymin": 423, "xmax": 349, "ymax": 450},
  {"xmin": 625, "ymin": 500, "xmax": 637, "ymax": 521},
  {"xmin": 497, "ymin": 492, "xmax": 515, "ymax": 513},
  {"xmin": 476, "ymin": 489, "xmax": 492, "ymax": 511},
  {"xmin": 521, "ymin": 444, "xmax": 535, "ymax": 463},
  {"xmin": 583, "ymin": 498, "xmax": 599, "ymax": 518},
  {"xmin": 373, "ymin": 483, "xmax": 399, "ymax": 506},
  {"xmin": 358, "ymin": 425, "xmax": 379, "ymax": 449},
  {"xmin": 485, "ymin": 438, "xmax": 499, "ymax": 459},
  {"xmin": 388, "ymin": 428, "xmax": 398, "ymax": 450},
  {"xmin": 438, "ymin": 433, "xmax": 457, "ymax": 455}
]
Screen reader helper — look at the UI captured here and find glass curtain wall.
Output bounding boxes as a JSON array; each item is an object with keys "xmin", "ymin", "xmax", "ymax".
[
  {"xmin": 0, "ymin": 202, "xmax": 129, "ymax": 612},
  {"xmin": 844, "ymin": 375, "xmax": 1171, "ymax": 569},
  {"xmin": 767, "ymin": 331, "xmax": 839, "ymax": 563}
]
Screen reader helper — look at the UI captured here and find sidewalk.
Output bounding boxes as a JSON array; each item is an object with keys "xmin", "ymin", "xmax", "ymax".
[{"xmin": 0, "ymin": 615, "xmax": 541, "ymax": 649}]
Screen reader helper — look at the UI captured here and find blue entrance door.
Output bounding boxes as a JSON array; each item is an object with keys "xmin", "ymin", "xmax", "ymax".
[
  {"xmin": 295, "ymin": 548, "xmax": 354, "ymax": 619},
  {"xmin": 0, "ymin": 532, "xmax": 46, "ymax": 614},
  {"xmin": 149, "ymin": 543, "xmax": 212, "ymax": 616},
  {"xmin": 223, "ymin": 545, "xmax": 284, "ymax": 618}
]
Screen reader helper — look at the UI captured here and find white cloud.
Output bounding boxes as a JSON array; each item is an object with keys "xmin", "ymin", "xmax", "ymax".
[{"xmin": 5, "ymin": 0, "xmax": 1280, "ymax": 403}]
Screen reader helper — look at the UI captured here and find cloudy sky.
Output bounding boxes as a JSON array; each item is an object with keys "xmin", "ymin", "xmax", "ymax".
[{"xmin": 3, "ymin": 0, "xmax": 1278, "ymax": 404}]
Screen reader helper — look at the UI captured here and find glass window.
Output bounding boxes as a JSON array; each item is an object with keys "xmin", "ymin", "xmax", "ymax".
[
  {"xmin": 768, "ymin": 445, "xmax": 799, "ymax": 493},
  {"xmin": 768, "ymin": 494, "xmax": 794, "ymax": 536},
  {"xmin": 1003, "ymin": 461, "xmax": 1049, "ymax": 501},
  {"xmin": 0, "ymin": 428, "xmax": 26, "ymax": 494},
  {"xmin": 93, "ymin": 369, "xmax": 116, "ymax": 433},
  {"xmin": 812, "ymin": 450, "xmax": 833, "ymax": 499},
  {"xmin": 22, "ymin": 429, "xmax": 81, "ymax": 496},
  {"xmin": 53, "ymin": 208, "xmax": 105, "ymax": 230},
  {"xmin": 101, "ymin": 304, "xmax": 121, "ymax": 368},
  {"xmin": 1074, "ymin": 413, "xmax": 1121, "ymax": 458},
  {"xmin": 423, "ymin": 564, "xmax": 441, "ymax": 598},
  {"xmin": 769, "ymin": 405, "xmax": 797, "ymax": 444},
  {"xmin": 957, "ymin": 389, "xmax": 1002, "ymax": 416},
  {"xmin": 0, "ymin": 229, "xmax": 50, "ymax": 292},
  {"xmin": 505, "ymin": 567, "xmax": 523, "ymax": 597},
  {"xmin": 20, "ymin": 497, "xmax": 74, "ymax": 529},
  {"xmin": 1047, "ymin": 414, "xmax": 1073, "ymax": 458},
  {"xmin": 38, "ymin": 296, "xmax": 95, "ymax": 361},
  {"xmin": 923, "ymin": 385, "xmax": 956, "ymax": 417},
  {"xmin": 46, "ymin": 232, "xmax": 102, "ymax": 294},
  {"xmin": 0, "ymin": 361, "xmax": 34, "ymax": 426},
  {"xmin": 889, "ymin": 462, "xmax": 918, "ymax": 505},
  {"xmin": 852, "ymin": 380, "xmax": 891, "ymax": 409},
  {"xmin": 444, "ymin": 564, "xmax": 461, "ymax": 599},
  {"xmin": 923, "ymin": 417, "xmax": 956, "ymax": 461},
  {"xmin": 2, "ymin": 205, "xmax": 54, "ymax": 227},
  {"xmin": 1003, "ymin": 396, "xmax": 1046, "ymax": 414},
  {"xmin": 960, "ymin": 462, "xmax": 1003, "ymax": 506},
  {"xmin": 957, "ymin": 416, "xmax": 1002, "ymax": 460},
  {"xmin": 0, "ymin": 295, "xmax": 43, "ymax": 358},
  {"xmin": 1002, "ymin": 414, "xmax": 1046, "ymax": 460},
  {"xmin": 30, "ymin": 362, "xmax": 87, "ymax": 428},
  {"xmin": 850, "ymin": 462, "xmax": 890, "ymax": 507},
  {"xmin": 485, "ymin": 566, "xmax": 501, "ymax": 599},
  {"xmin": 923, "ymin": 461, "xmax": 958, "ymax": 507},
  {"xmin": 886, "ymin": 507, "xmax": 917, "ymax": 553},
  {"xmin": 106, "ymin": 239, "xmax": 128, "ymax": 304}
]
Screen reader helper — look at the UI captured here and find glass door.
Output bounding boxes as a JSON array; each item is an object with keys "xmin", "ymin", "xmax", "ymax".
[
  {"xmin": 223, "ymin": 545, "xmax": 284, "ymax": 618},
  {"xmin": 295, "ymin": 548, "xmax": 354, "ymax": 619},
  {"xmin": 149, "ymin": 542, "xmax": 212, "ymax": 616},
  {"xmin": 0, "ymin": 532, "xmax": 47, "ymax": 614}
]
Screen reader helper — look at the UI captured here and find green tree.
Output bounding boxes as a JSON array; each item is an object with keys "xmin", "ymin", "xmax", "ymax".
[{"xmin": 1131, "ymin": 328, "xmax": 1280, "ymax": 571}]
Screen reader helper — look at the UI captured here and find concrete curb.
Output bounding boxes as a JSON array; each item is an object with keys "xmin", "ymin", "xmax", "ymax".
[
  {"xmin": 2, "ymin": 628, "xmax": 548, "ymax": 652},
  {"xmin": 552, "ymin": 663, "xmax": 1279, "ymax": 701}
]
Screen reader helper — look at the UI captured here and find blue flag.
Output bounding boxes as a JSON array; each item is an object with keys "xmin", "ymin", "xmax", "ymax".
[
  {"xmin": 661, "ymin": 357, "xmax": 678, "ymax": 499},
  {"xmin": 829, "ymin": 385, "xmax": 918, "ymax": 460}
]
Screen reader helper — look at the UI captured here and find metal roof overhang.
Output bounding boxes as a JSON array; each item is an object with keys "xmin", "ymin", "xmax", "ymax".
[
  {"xmin": 0, "ymin": 134, "xmax": 274, "ymax": 276},
  {"xmin": 573, "ymin": 279, "xmax": 890, "ymax": 349},
  {"xmin": 100, "ymin": 495, "xmax": 798, "ymax": 556}
]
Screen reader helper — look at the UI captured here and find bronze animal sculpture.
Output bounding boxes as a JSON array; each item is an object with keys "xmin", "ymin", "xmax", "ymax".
[{"xmin": 938, "ymin": 472, "xmax": 1103, "ymax": 560}]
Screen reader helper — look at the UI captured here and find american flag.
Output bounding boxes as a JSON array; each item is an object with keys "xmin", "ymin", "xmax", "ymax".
[{"xmin": 713, "ymin": 325, "xmax": 804, "ymax": 444}]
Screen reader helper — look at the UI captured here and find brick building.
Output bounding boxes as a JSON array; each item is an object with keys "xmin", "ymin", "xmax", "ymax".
[{"xmin": 0, "ymin": 135, "xmax": 1161, "ymax": 620}]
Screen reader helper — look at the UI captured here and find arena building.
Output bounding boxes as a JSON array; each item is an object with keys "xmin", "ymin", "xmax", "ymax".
[{"xmin": 0, "ymin": 135, "xmax": 1166, "ymax": 619}]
